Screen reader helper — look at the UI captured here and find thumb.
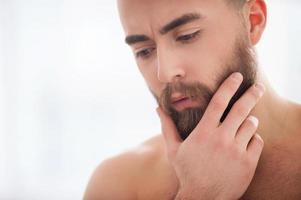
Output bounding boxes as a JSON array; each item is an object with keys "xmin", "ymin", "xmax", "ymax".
[{"xmin": 156, "ymin": 107, "xmax": 182, "ymax": 160}]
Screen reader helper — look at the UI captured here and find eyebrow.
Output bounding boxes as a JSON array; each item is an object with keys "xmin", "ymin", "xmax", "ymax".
[
  {"xmin": 125, "ymin": 12, "xmax": 203, "ymax": 46},
  {"xmin": 160, "ymin": 12, "xmax": 202, "ymax": 34},
  {"xmin": 125, "ymin": 34, "xmax": 151, "ymax": 46}
]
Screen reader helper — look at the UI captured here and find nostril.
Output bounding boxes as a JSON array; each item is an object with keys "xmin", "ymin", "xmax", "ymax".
[{"xmin": 173, "ymin": 75, "xmax": 183, "ymax": 82}]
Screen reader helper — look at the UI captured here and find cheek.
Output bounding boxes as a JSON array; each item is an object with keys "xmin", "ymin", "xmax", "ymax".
[
  {"xmin": 185, "ymin": 31, "xmax": 237, "ymax": 87},
  {"xmin": 138, "ymin": 60, "xmax": 163, "ymax": 97},
  {"xmin": 180, "ymin": 41, "xmax": 225, "ymax": 88}
]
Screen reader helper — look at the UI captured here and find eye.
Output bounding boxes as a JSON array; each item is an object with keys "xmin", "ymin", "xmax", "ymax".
[
  {"xmin": 135, "ymin": 47, "xmax": 156, "ymax": 59},
  {"xmin": 176, "ymin": 30, "xmax": 201, "ymax": 43}
]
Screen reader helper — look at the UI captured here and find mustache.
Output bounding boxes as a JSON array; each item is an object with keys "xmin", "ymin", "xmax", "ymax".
[{"xmin": 158, "ymin": 81, "xmax": 213, "ymax": 114}]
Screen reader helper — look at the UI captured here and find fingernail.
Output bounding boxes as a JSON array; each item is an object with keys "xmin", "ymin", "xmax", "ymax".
[
  {"xmin": 248, "ymin": 116, "xmax": 259, "ymax": 127},
  {"xmin": 232, "ymin": 72, "xmax": 243, "ymax": 81}
]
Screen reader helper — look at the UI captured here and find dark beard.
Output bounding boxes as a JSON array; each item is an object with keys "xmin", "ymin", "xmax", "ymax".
[{"xmin": 153, "ymin": 37, "xmax": 257, "ymax": 140}]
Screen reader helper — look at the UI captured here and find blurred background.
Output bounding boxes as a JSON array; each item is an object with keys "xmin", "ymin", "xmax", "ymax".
[{"xmin": 0, "ymin": 0, "xmax": 300, "ymax": 199}]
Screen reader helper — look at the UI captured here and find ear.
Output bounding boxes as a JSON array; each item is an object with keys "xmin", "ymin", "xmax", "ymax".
[{"xmin": 245, "ymin": 0, "xmax": 267, "ymax": 45}]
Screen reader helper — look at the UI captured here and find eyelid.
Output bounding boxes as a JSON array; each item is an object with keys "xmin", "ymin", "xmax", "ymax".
[
  {"xmin": 134, "ymin": 46, "xmax": 156, "ymax": 59},
  {"xmin": 175, "ymin": 27, "xmax": 201, "ymax": 37},
  {"xmin": 175, "ymin": 29, "xmax": 202, "ymax": 43},
  {"xmin": 134, "ymin": 44, "xmax": 155, "ymax": 54}
]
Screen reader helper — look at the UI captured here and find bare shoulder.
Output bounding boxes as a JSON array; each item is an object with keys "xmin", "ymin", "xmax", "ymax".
[{"xmin": 83, "ymin": 134, "xmax": 165, "ymax": 200}]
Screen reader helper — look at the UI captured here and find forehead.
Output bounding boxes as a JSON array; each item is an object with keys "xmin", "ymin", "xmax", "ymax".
[{"xmin": 118, "ymin": 0, "xmax": 228, "ymax": 36}]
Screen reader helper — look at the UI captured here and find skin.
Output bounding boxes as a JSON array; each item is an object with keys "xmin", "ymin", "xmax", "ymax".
[{"xmin": 84, "ymin": 0, "xmax": 301, "ymax": 199}]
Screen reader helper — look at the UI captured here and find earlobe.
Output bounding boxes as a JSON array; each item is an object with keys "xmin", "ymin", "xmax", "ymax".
[{"xmin": 248, "ymin": 0, "xmax": 267, "ymax": 45}]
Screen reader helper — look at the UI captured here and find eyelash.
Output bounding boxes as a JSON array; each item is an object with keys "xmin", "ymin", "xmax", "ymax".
[
  {"xmin": 135, "ymin": 30, "xmax": 201, "ymax": 60},
  {"xmin": 176, "ymin": 30, "xmax": 201, "ymax": 43},
  {"xmin": 135, "ymin": 47, "xmax": 156, "ymax": 60}
]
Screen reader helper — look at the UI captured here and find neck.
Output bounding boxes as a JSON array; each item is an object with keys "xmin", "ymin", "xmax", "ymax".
[{"xmin": 249, "ymin": 70, "xmax": 301, "ymax": 144}]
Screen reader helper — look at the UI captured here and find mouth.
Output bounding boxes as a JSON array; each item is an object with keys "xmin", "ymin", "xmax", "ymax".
[{"xmin": 171, "ymin": 95, "xmax": 198, "ymax": 111}]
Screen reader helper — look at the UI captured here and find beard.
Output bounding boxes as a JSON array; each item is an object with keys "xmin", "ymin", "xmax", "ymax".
[{"xmin": 153, "ymin": 35, "xmax": 258, "ymax": 140}]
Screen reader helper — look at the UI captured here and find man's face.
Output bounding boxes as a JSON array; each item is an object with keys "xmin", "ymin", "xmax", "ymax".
[{"xmin": 118, "ymin": 0, "xmax": 258, "ymax": 140}]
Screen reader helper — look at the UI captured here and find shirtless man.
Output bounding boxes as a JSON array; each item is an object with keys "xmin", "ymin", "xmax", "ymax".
[{"xmin": 84, "ymin": 0, "xmax": 301, "ymax": 199}]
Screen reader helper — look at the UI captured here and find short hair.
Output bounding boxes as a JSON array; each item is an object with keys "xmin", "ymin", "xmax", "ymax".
[{"xmin": 226, "ymin": 0, "xmax": 248, "ymax": 8}]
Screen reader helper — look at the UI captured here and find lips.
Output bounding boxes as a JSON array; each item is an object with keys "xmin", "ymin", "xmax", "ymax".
[
  {"xmin": 171, "ymin": 93, "xmax": 189, "ymax": 104},
  {"xmin": 169, "ymin": 92, "xmax": 200, "ymax": 111},
  {"xmin": 172, "ymin": 96, "xmax": 189, "ymax": 104}
]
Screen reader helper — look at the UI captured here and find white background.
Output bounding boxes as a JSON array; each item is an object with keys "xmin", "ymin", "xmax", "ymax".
[{"xmin": 0, "ymin": 0, "xmax": 300, "ymax": 199}]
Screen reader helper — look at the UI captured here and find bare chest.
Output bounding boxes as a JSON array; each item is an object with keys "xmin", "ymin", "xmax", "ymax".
[
  {"xmin": 241, "ymin": 142, "xmax": 301, "ymax": 199},
  {"xmin": 138, "ymin": 143, "xmax": 301, "ymax": 200}
]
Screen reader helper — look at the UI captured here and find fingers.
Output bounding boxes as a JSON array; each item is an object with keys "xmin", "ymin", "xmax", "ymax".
[
  {"xmin": 235, "ymin": 116, "xmax": 259, "ymax": 150},
  {"xmin": 220, "ymin": 83, "xmax": 265, "ymax": 138},
  {"xmin": 247, "ymin": 133, "xmax": 264, "ymax": 164},
  {"xmin": 200, "ymin": 72, "xmax": 243, "ymax": 129},
  {"xmin": 156, "ymin": 107, "xmax": 182, "ymax": 160}
]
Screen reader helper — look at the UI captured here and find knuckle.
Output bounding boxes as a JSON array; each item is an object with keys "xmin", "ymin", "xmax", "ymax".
[
  {"xmin": 213, "ymin": 134, "xmax": 230, "ymax": 150},
  {"xmin": 231, "ymin": 88, "xmax": 262, "ymax": 118},
  {"xmin": 245, "ymin": 122, "xmax": 256, "ymax": 131},
  {"xmin": 230, "ymin": 145, "xmax": 244, "ymax": 160},
  {"xmin": 249, "ymin": 87, "xmax": 261, "ymax": 100},
  {"xmin": 233, "ymin": 103, "xmax": 250, "ymax": 117},
  {"xmin": 244, "ymin": 117, "xmax": 259, "ymax": 130}
]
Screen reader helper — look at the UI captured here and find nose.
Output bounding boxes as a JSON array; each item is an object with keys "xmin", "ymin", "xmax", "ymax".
[{"xmin": 156, "ymin": 46, "xmax": 186, "ymax": 83}]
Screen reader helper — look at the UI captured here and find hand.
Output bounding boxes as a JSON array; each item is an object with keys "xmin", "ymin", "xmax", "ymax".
[{"xmin": 156, "ymin": 72, "xmax": 265, "ymax": 200}]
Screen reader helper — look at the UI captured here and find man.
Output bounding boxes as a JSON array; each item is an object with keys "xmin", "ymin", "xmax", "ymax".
[{"xmin": 84, "ymin": 0, "xmax": 301, "ymax": 199}]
